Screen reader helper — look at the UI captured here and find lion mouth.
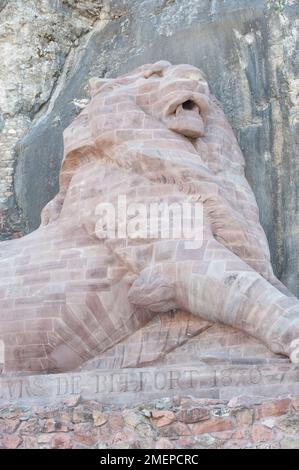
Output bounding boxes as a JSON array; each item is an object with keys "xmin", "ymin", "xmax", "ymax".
[
  {"xmin": 166, "ymin": 96, "xmax": 206, "ymax": 139},
  {"xmin": 175, "ymin": 99, "xmax": 201, "ymax": 117}
]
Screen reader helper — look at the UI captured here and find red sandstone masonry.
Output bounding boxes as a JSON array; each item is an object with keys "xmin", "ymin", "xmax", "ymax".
[
  {"xmin": 0, "ymin": 396, "xmax": 298, "ymax": 449},
  {"xmin": 0, "ymin": 61, "xmax": 299, "ymax": 376}
]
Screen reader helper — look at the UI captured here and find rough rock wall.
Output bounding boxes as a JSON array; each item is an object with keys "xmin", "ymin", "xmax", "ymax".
[
  {"xmin": 0, "ymin": 0, "xmax": 115, "ymax": 238},
  {"xmin": 0, "ymin": 395, "xmax": 299, "ymax": 449},
  {"xmin": 0, "ymin": 0, "xmax": 298, "ymax": 295}
]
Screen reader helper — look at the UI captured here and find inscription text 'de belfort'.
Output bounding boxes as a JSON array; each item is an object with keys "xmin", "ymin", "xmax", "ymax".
[{"xmin": 1, "ymin": 365, "xmax": 299, "ymax": 404}]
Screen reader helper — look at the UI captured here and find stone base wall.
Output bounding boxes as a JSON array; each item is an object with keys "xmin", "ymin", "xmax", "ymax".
[{"xmin": 1, "ymin": 395, "xmax": 299, "ymax": 449}]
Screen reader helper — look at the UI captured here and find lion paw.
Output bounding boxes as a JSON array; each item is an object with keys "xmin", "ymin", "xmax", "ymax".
[{"xmin": 128, "ymin": 266, "xmax": 178, "ymax": 313}]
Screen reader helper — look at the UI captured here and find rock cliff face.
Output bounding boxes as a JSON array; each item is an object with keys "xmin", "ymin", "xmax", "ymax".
[{"xmin": 0, "ymin": 0, "xmax": 298, "ymax": 296}]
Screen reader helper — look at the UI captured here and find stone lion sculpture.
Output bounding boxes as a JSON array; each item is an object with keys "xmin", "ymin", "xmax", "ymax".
[{"xmin": 0, "ymin": 61, "xmax": 299, "ymax": 374}]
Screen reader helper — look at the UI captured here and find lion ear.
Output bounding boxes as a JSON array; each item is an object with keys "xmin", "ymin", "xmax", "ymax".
[
  {"xmin": 144, "ymin": 60, "xmax": 171, "ymax": 78},
  {"xmin": 87, "ymin": 77, "xmax": 110, "ymax": 97}
]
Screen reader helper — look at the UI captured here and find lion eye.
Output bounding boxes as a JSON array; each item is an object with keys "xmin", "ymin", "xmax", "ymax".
[
  {"xmin": 144, "ymin": 70, "xmax": 164, "ymax": 79},
  {"xmin": 100, "ymin": 83, "xmax": 121, "ymax": 94}
]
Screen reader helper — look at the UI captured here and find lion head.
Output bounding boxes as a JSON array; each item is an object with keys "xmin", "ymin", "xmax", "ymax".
[
  {"xmin": 60, "ymin": 61, "xmax": 246, "ymax": 184},
  {"xmin": 52, "ymin": 61, "xmax": 242, "ymax": 206},
  {"xmin": 89, "ymin": 60, "xmax": 210, "ymax": 138},
  {"xmin": 42, "ymin": 61, "xmax": 214, "ymax": 224}
]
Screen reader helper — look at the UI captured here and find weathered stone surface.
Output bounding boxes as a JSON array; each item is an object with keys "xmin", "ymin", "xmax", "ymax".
[
  {"xmin": 92, "ymin": 410, "xmax": 107, "ymax": 427},
  {"xmin": 255, "ymin": 398, "xmax": 291, "ymax": 419},
  {"xmin": 279, "ymin": 436, "xmax": 299, "ymax": 449},
  {"xmin": 2, "ymin": 434, "xmax": 22, "ymax": 449},
  {"xmin": 0, "ymin": 0, "xmax": 297, "ymax": 297},
  {"xmin": 251, "ymin": 423, "xmax": 274, "ymax": 442},
  {"xmin": 0, "ymin": 394, "xmax": 298, "ymax": 449},
  {"xmin": 189, "ymin": 417, "xmax": 234, "ymax": 435},
  {"xmin": 0, "ymin": 0, "xmax": 111, "ymax": 238},
  {"xmin": 0, "ymin": 1, "xmax": 297, "ymax": 450},
  {"xmin": 277, "ymin": 415, "xmax": 299, "ymax": 435},
  {"xmin": 234, "ymin": 409, "xmax": 254, "ymax": 427},
  {"xmin": 1, "ymin": 61, "xmax": 299, "ymax": 375},
  {"xmin": 151, "ymin": 410, "xmax": 176, "ymax": 428},
  {"xmin": 177, "ymin": 407, "xmax": 210, "ymax": 424},
  {"xmin": 0, "ymin": 364, "xmax": 298, "ymax": 406}
]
